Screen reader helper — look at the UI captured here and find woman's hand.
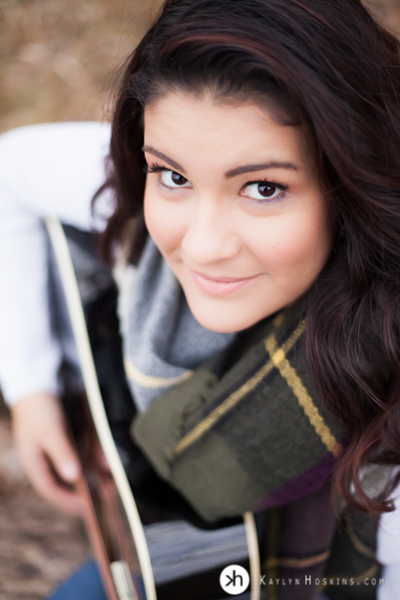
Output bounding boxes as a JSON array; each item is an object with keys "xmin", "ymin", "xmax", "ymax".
[{"xmin": 11, "ymin": 393, "xmax": 83, "ymax": 515}]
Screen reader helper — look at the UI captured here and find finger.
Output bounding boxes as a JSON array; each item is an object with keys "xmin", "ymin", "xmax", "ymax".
[
  {"xmin": 42, "ymin": 424, "xmax": 81, "ymax": 484},
  {"xmin": 26, "ymin": 447, "xmax": 83, "ymax": 515},
  {"xmin": 45, "ymin": 488, "xmax": 83, "ymax": 516}
]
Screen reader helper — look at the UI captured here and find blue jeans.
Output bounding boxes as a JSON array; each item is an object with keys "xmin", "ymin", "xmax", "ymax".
[{"xmin": 46, "ymin": 560, "xmax": 107, "ymax": 600}]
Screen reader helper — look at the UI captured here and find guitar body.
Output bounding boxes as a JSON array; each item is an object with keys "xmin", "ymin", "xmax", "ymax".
[{"xmin": 46, "ymin": 220, "xmax": 262, "ymax": 600}]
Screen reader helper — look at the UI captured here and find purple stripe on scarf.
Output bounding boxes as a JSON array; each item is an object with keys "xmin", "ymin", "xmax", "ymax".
[{"xmin": 255, "ymin": 451, "xmax": 339, "ymax": 511}]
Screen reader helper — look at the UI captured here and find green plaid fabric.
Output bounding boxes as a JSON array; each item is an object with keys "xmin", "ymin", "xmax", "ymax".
[{"xmin": 132, "ymin": 300, "xmax": 345, "ymax": 521}]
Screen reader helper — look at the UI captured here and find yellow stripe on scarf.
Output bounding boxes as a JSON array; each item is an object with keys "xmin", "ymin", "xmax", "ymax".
[
  {"xmin": 124, "ymin": 357, "xmax": 193, "ymax": 389},
  {"xmin": 173, "ymin": 319, "xmax": 307, "ymax": 456},
  {"xmin": 265, "ymin": 334, "xmax": 341, "ymax": 457}
]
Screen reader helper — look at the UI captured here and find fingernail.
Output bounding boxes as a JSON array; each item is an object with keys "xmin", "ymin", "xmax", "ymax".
[{"xmin": 61, "ymin": 462, "xmax": 80, "ymax": 481}]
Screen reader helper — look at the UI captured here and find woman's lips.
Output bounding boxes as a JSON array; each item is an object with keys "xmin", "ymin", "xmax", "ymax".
[{"xmin": 191, "ymin": 270, "xmax": 259, "ymax": 296}]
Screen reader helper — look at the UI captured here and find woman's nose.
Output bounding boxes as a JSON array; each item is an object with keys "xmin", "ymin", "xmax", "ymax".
[{"xmin": 181, "ymin": 196, "xmax": 241, "ymax": 265}]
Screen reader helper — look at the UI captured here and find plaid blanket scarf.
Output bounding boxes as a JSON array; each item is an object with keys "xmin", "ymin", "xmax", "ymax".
[{"xmin": 132, "ymin": 298, "xmax": 386, "ymax": 599}]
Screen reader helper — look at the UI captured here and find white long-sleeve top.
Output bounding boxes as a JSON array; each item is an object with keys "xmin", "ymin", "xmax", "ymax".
[
  {"xmin": 0, "ymin": 122, "xmax": 399, "ymax": 595},
  {"xmin": 0, "ymin": 121, "xmax": 112, "ymax": 403}
]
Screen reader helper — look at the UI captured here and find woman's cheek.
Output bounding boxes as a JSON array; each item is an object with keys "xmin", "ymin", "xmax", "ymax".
[
  {"xmin": 249, "ymin": 209, "xmax": 330, "ymax": 276},
  {"xmin": 144, "ymin": 189, "xmax": 187, "ymax": 255}
]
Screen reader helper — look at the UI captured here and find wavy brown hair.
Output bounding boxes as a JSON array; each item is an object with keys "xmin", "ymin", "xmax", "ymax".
[{"xmin": 96, "ymin": 0, "xmax": 400, "ymax": 514}]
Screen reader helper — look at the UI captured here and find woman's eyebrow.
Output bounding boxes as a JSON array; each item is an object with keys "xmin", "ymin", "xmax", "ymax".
[
  {"xmin": 143, "ymin": 146, "xmax": 299, "ymax": 178},
  {"xmin": 142, "ymin": 145, "xmax": 186, "ymax": 174},
  {"xmin": 225, "ymin": 161, "xmax": 299, "ymax": 178}
]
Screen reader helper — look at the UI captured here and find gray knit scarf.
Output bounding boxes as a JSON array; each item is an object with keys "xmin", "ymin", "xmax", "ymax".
[{"xmin": 119, "ymin": 237, "xmax": 236, "ymax": 412}]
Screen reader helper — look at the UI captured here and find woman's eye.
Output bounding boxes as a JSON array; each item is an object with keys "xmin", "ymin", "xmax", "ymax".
[
  {"xmin": 160, "ymin": 170, "xmax": 191, "ymax": 188},
  {"xmin": 242, "ymin": 181, "xmax": 286, "ymax": 203}
]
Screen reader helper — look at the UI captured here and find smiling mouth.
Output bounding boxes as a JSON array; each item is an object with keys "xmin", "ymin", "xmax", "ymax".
[{"xmin": 191, "ymin": 271, "xmax": 259, "ymax": 296}]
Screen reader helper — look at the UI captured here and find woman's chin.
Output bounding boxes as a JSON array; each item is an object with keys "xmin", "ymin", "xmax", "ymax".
[{"xmin": 186, "ymin": 299, "xmax": 261, "ymax": 334}]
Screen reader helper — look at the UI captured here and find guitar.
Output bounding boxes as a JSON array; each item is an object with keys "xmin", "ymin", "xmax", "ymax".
[{"xmin": 45, "ymin": 218, "xmax": 262, "ymax": 600}]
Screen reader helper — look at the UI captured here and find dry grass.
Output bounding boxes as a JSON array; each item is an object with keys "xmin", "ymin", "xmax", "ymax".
[
  {"xmin": 0, "ymin": 417, "xmax": 91, "ymax": 600},
  {"xmin": 0, "ymin": 0, "xmax": 162, "ymax": 133},
  {"xmin": 0, "ymin": 0, "xmax": 399, "ymax": 134}
]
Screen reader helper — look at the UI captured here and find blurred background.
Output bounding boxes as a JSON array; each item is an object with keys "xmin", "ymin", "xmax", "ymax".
[
  {"xmin": 0, "ymin": 0, "xmax": 399, "ymax": 598},
  {"xmin": 0, "ymin": 0, "xmax": 162, "ymax": 133}
]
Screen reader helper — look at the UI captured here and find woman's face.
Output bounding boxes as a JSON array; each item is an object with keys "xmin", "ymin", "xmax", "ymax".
[{"xmin": 143, "ymin": 91, "xmax": 332, "ymax": 333}]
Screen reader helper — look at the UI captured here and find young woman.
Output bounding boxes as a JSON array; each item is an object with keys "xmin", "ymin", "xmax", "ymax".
[{"xmin": 1, "ymin": 0, "xmax": 400, "ymax": 598}]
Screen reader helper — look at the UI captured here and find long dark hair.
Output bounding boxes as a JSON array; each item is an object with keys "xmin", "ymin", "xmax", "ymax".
[{"xmin": 97, "ymin": 0, "xmax": 400, "ymax": 514}]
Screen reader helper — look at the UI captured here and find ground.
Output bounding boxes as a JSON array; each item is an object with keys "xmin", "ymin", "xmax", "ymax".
[{"xmin": 0, "ymin": 412, "xmax": 91, "ymax": 599}]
